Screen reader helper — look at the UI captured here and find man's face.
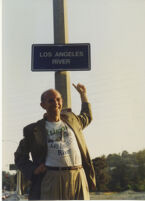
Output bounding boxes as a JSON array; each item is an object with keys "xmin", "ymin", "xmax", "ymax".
[{"xmin": 41, "ymin": 90, "xmax": 63, "ymax": 116}]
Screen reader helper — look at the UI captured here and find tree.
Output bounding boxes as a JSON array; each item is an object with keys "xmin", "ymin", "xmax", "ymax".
[
  {"xmin": 93, "ymin": 156, "xmax": 110, "ymax": 191},
  {"xmin": 2, "ymin": 171, "xmax": 16, "ymax": 191},
  {"xmin": 107, "ymin": 161, "xmax": 132, "ymax": 191},
  {"xmin": 134, "ymin": 149, "xmax": 145, "ymax": 191},
  {"xmin": 106, "ymin": 153, "xmax": 121, "ymax": 167}
]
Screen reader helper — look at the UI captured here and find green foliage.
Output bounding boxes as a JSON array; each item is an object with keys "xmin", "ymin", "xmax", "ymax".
[
  {"xmin": 2, "ymin": 171, "xmax": 16, "ymax": 191},
  {"xmin": 107, "ymin": 161, "xmax": 133, "ymax": 191},
  {"xmin": 93, "ymin": 149, "xmax": 145, "ymax": 192},
  {"xmin": 93, "ymin": 156, "xmax": 110, "ymax": 191}
]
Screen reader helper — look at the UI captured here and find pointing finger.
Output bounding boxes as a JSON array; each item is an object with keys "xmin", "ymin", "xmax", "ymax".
[{"xmin": 72, "ymin": 83, "xmax": 77, "ymax": 89}]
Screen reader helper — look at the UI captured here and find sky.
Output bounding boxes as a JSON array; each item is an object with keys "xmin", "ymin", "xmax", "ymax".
[{"xmin": 2, "ymin": 0, "xmax": 145, "ymax": 172}]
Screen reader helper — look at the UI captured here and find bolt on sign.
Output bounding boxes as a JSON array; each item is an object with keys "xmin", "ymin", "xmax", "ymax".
[{"xmin": 31, "ymin": 43, "xmax": 91, "ymax": 71}]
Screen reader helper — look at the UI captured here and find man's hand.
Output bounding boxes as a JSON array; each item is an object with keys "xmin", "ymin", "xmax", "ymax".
[
  {"xmin": 33, "ymin": 164, "xmax": 47, "ymax": 175},
  {"xmin": 72, "ymin": 83, "xmax": 88, "ymax": 102}
]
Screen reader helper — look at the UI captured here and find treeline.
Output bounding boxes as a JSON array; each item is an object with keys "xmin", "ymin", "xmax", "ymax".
[
  {"xmin": 93, "ymin": 149, "xmax": 145, "ymax": 192},
  {"xmin": 2, "ymin": 171, "xmax": 16, "ymax": 191}
]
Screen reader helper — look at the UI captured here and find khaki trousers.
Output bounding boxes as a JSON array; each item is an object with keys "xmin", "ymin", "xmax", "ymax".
[{"xmin": 41, "ymin": 168, "xmax": 90, "ymax": 200}]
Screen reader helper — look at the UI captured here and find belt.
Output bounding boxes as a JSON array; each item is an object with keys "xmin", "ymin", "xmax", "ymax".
[{"xmin": 46, "ymin": 165, "xmax": 83, "ymax": 171}]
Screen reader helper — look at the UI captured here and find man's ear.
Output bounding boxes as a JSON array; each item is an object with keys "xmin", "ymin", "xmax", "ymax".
[{"xmin": 40, "ymin": 102, "xmax": 45, "ymax": 109}]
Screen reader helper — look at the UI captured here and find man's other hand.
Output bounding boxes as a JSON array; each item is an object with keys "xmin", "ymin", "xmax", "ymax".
[{"xmin": 33, "ymin": 164, "xmax": 47, "ymax": 175}]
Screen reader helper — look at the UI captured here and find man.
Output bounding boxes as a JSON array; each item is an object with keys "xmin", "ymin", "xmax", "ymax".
[{"xmin": 15, "ymin": 83, "xmax": 96, "ymax": 200}]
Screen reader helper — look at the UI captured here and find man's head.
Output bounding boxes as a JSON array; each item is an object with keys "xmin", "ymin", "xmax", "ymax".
[{"xmin": 40, "ymin": 89, "xmax": 63, "ymax": 121}]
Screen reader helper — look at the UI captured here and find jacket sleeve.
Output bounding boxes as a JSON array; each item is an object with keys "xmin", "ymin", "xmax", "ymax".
[
  {"xmin": 76, "ymin": 102, "xmax": 93, "ymax": 130},
  {"xmin": 14, "ymin": 125, "xmax": 38, "ymax": 181}
]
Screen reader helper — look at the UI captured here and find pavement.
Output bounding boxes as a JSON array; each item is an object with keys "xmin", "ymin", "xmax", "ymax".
[{"xmin": 3, "ymin": 193, "xmax": 28, "ymax": 201}]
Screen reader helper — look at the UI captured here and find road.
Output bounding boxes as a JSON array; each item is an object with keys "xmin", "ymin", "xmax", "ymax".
[{"xmin": 4, "ymin": 193, "xmax": 28, "ymax": 201}]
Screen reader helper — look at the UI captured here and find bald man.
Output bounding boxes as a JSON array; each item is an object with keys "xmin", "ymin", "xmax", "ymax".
[{"xmin": 15, "ymin": 83, "xmax": 96, "ymax": 200}]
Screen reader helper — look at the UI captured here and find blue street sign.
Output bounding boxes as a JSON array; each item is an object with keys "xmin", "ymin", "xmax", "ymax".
[{"xmin": 31, "ymin": 43, "xmax": 91, "ymax": 71}]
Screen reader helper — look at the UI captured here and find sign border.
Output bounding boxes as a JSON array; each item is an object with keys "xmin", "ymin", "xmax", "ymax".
[{"xmin": 31, "ymin": 43, "xmax": 91, "ymax": 71}]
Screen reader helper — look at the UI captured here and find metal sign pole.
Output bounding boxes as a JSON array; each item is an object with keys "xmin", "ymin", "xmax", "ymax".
[
  {"xmin": 53, "ymin": 0, "xmax": 71, "ymax": 110},
  {"xmin": 16, "ymin": 170, "xmax": 22, "ymax": 196}
]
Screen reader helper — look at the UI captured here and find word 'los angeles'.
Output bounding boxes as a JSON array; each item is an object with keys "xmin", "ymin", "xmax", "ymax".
[
  {"xmin": 40, "ymin": 51, "xmax": 84, "ymax": 65},
  {"xmin": 40, "ymin": 51, "xmax": 84, "ymax": 57}
]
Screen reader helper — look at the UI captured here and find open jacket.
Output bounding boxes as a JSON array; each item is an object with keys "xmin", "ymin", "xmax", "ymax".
[{"xmin": 15, "ymin": 102, "xmax": 96, "ymax": 200}]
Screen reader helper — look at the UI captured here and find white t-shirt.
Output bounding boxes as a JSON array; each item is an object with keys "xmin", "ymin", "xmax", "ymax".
[{"xmin": 45, "ymin": 120, "xmax": 82, "ymax": 167}]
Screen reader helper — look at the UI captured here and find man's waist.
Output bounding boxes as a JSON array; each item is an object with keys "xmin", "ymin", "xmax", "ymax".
[{"xmin": 45, "ymin": 165, "xmax": 83, "ymax": 171}]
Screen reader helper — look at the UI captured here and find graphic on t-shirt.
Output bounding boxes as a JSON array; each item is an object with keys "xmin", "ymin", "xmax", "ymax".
[
  {"xmin": 47, "ymin": 125, "xmax": 68, "ymax": 142},
  {"xmin": 45, "ymin": 121, "xmax": 82, "ymax": 166},
  {"xmin": 47, "ymin": 125, "xmax": 73, "ymax": 154}
]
